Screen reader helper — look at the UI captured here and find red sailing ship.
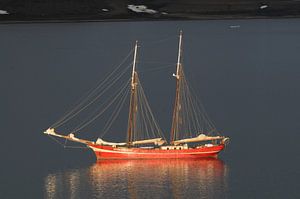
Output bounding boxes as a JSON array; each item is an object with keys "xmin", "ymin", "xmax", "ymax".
[{"xmin": 44, "ymin": 31, "xmax": 230, "ymax": 160}]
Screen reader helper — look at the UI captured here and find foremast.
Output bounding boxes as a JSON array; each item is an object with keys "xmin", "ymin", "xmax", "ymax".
[
  {"xmin": 170, "ymin": 30, "xmax": 183, "ymax": 144},
  {"xmin": 127, "ymin": 41, "xmax": 138, "ymax": 145}
]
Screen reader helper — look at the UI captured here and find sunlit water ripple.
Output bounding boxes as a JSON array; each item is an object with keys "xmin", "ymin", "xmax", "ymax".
[{"xmin": 44, "ymin": 159, "xmax": 229, "ymax": 199}]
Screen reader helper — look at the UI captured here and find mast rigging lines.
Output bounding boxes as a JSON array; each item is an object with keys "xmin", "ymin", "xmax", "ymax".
[{"xmin": 48, "ymin": 33, "xmax": 217, "ymax": 144}]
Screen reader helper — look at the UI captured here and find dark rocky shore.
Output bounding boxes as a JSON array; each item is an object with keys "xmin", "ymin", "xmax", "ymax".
[{"xmin": 0, "ymin": 0, "xmax": 300, "ymax": 22}]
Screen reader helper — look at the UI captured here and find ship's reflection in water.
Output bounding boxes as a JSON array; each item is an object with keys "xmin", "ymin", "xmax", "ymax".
[{"xmin": 44, "ymin": 158, "xmax": 229, "ymax": 198}]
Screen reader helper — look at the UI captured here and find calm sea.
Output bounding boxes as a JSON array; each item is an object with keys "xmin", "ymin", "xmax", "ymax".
[{"xmin": 0, "ymin": 19, "xmax": 299, "ymax": 198}]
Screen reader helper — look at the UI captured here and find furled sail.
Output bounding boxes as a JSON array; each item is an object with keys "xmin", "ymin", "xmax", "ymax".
[
  {"xmin": 95, "ymin": 138, "xmax": 127, "ymax": 146},
  {"xmin": 95, "ymin": 138, "xmax": 165, "ymax": 146},
  {"xmin": 173, "ymin": 134, "xmax": 224, "ymax": 145},
  {"xmin": 132, "ymin": 138, "xmax": 165, "ymax": 146}
]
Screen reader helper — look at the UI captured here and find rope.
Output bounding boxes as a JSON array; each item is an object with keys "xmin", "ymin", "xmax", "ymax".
[
  {"xmin": 99, "ymin": 84, "xmax": 130, "ymax": 138},
  {"xmin": 63, "ymin": 146, "xmax": 89, "ymax": 149},
  {"xmin": 139, "ymin": 65, "xmax": 174, "ymax": 73},
  {"xmin": 132, "ymin": 76, "xmax": 166, "ymax": 141},
  {"xmin": 50, "ymin": 48, "xmax": 134, "ymax": 128},
  {"xmin": 47, "ymin": 135, "xmax": 65, "ymax": 147},
  {"xmin": 172, "ymin": 64, "xmax": 218, "ymax": 140},
  {"xmin": 52, "ymin": 63, "xmax": 132, "ymax": 130},
  {"xmin": 47, "ymin": 134, "xmax": 89, "ymax": 149},
  {"xmin": 141, "ymin": 34, "xmax": 177, "ymax": 46},
  {"xmin": 72, "ymin": 79, "xmax": 131, "ymax": 132}
]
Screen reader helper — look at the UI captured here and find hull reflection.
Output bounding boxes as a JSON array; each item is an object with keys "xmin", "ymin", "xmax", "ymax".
[
  {"xmin": 89, "ymin": 159, "xmax": 229, "ymax": 199},
  {"xmin": 44, "ymin": 159, "xmax": 228, "ymax": 198}
]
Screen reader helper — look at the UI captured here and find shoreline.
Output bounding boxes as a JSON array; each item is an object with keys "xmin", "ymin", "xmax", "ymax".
[
  {"xmin": 1, "ymin": 0, "xmax": 300, "ymax": 24},
  {"xmin": 0, "ymin": 15, "xmax": 299, "ymax": 25}
]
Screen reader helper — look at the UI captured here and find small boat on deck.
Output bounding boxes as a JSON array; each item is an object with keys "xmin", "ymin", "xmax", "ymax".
[{"xmin": 44, "ymin": 31, "xmax": 229, "ymax": 160}]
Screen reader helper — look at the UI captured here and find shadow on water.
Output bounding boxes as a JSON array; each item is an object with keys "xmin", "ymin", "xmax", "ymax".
[{"xmin": 44, "ymin": 158, "xmax": 229, "ymax": 198}]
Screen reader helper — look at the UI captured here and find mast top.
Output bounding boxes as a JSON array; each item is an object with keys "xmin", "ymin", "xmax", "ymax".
[
  {"xmin": 175, "ymin": 30, "xmax": 183, "ymax": 80},
  {"xmin": 131, "ymin": 40, "xmax": 138, "ymax": 89}
]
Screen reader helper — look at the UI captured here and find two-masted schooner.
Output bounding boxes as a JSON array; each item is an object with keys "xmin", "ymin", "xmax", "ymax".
[{"xmin": 44, "ymin": 31, "xmax": 229, "ymax": 160}]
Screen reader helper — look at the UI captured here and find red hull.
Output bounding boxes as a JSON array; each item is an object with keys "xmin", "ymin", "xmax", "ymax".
[{"xmin": 88, "ymin": 144, "xmax": 225, "ymax": 160}]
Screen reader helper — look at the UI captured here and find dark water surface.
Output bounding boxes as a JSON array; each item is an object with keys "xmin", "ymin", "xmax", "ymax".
[{"xmin": 0, "ymin": 19, "xmax": 300, "ymax": 198}]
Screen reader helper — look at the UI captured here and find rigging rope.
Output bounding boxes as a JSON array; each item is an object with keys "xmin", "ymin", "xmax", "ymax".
[
  {"xmin": 50, "ymin": 48, "xmax": 134, "ymax": 129},
  {"xmin": 131, "ymin": 76, "xmax": 166, "ymax": 141},
  {"xmin": 140, "ymin": 34, "xmax": 177, "ymax": 46},
  {"xmin": 47, "ymin": 134, "xmax": 65, "ymax": 147},
  {"xmin": 99, "ymin": 84, "xmax": 130, "ymax": 138},
  {"xmin": 138, "ymin": 65, "xmax": 174, "ymax": 73},
  {"xmin": 52, "ymin": 63, "xmax": 132, "ymax": 129},
  {"xmin": 71, "ymin": 79, "xmax": 131, "ymax": 133},
  {"xmin": 173, "ymin": 64, "xmax": 218, "ymax": 140},
  {"xmin": 185, "ymin": 68, "xmax": 218, "ymax": 134}
]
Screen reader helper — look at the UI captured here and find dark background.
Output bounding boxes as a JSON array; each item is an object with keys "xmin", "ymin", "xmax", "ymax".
[{"xmin": 1, "ymin": 0, "xmax": 300, "ymax": 21}]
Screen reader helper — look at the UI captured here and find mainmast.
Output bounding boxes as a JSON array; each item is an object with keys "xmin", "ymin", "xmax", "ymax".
[
  {"xmin": 127, "ymin": 41, "xmax": 139, "ymax": 145},
  {"xmin": 170, "ymin": 30, "xmax": 183, "ymax": 144}
]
